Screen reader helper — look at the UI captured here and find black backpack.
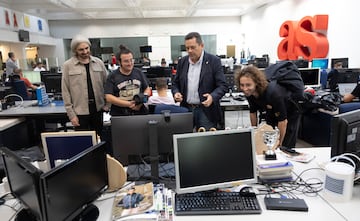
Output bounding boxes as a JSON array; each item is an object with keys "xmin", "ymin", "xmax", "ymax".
[{"xmin": 265, "ymin": 61, "xmax": 305, "ymax": 102}]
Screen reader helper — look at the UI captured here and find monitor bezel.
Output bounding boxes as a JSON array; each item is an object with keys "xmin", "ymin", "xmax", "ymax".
[
  {"xmin": 1, "ymin": 147, "xmax": 44, "ymax": 220},
  {"xmin": 40, "ymin": 141, "xmax": 108, "ymax": 221},
  {"xmin": 111, "ymin": 112, "xmax": 193, "ymax": 166},
  {"xmin": 41, "ymin": 131, "xmax": 97, "ymax": 170},
  {"xmin": 173, "ymin": 128, "xmax": 257, "ymax": 194},
  {"xmin": 311, "ymin": 58, "xmax": 329, "ymax": 69},
  {"xmin": 298, "ymin": 68, "xmax": 321, "ymax": 88}
]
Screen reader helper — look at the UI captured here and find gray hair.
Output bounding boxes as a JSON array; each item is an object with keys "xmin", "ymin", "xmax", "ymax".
[{"xmin": 70, "ymin": 35, "xmax": 91, "ymax": 54}]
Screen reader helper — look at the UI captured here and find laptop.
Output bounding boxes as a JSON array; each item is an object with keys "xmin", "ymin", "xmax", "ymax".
[{"xmin": 338, "ymin": 83, "xmax": 357, "ymax": 96}]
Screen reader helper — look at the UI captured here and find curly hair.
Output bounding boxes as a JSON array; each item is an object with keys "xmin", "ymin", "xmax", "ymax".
[{"xmin": 234, "ymin": 65, "xmax": 268, "ymax": 95}]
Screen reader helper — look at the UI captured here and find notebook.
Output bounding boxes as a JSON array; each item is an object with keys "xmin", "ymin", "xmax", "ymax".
[{"xmin": 338, "ymin": 83, "xmax": 357, "ymax": 96}]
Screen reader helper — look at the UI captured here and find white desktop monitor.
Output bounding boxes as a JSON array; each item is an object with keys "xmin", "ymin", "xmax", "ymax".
[
  {"xmin": 173, "ymin": 128, "xmax": 257, "ymax": 194},
  {"xmin": 41, "ymin": 131, "xmax": 97, "ymax": 170},
  {"xmin": 299, "ymin": 68, "xmax": 321, "ymax": 88}
]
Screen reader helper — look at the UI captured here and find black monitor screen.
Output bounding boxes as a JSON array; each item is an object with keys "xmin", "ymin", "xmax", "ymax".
[
  {"xmin": 336, "ymin": 68, "xmax": 360, "ymax": 84},
  {"xmin": 111, "ymin": 113, "xmax": 193, "ymax": 165},
  {"xmin": 41, "ymin": 72, "xmax": 62, "ymax": 94},
  {"xmin": 331, "ymin": 58, "xmax": 349, "ymax": 68},
  {"xmin": 1, "ymin": 147, "xmax": 43, "ymax": 220},
  {"xmin": 173, "ymin": 129, "xmax": 257, "ymax": 194},
  {"xmin": 40, "ymin": 141, "xmax": 108, "ymax": 221},
  {"xmin": 299, "ymin": 68, "xmax": 320, "ymax": 87},
  {"xmin": 291, "ymin": 59, "xmax": 309, "ymax": 68},
  {"xmin": 331, "ymin": 109, "xmax": 360, "ymax": 159},
  {"xmin": 145, "ymin": 66, "xmax": 172, "ymax": 78},
  {"xmin": 140, "ymin": 45, "xmax": 152, "ymax": 53}
]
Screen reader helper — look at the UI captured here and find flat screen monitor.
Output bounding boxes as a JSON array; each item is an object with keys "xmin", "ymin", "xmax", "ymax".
[
  {"xmin": 41, "ymin": 72, "xmax": 62, "ymax": 94},
  {"xmin": 111, "ymin": 113, "xmax": 193, "ymax": 165},
  {"xmin": 140, "ymin": 45, "xmax": 152, "ymax": 53},
  {"xmin": 290, "ymin": 59, "xmax": 309, "ymax": 68},
  {"xmin": 145, "ymin": 66, "xmax": 172, "ymax": 78},
  {"xmin": 299, "ymin": 68, "xmax": 321, "ymax": 88},
  {"xmin": 331, "ymin": 57, "xmax": 349, "ymax": 68},
  {"xmin": 330, "ymin": 109, "xmax": 360, "ymax": 161},
  {"xmin": 1, "ymin": 147, "xmax": 43, "ymax": 221},
  {"xmin": 336, "ymin": 68, "xmax": 360, "ymax": 84},
  {"xmin": 41, "ymin": 131, "xmax": 97, "ymax": 169},
  {"xmin": 311, "ymin": 58, "xmax": 329, "ymax": 69},
  {"xmin": 40, "ymin": 141, "xmax": 108, "ymax": 221},
  {"xmin": 173, "ymin": 128, "xmax": 257, "ymax": 194}
]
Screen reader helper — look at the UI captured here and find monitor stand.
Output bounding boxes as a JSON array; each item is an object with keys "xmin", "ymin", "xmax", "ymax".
[
  {"xmin": 72, "ymin": 204, "xmax": 99, "ymax": 221},
  {"xmin": 148, "ymin": 120, "xmax": 159, "ymax": 183}
]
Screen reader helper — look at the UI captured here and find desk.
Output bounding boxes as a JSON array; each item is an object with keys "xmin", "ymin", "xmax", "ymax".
[
  {"xmin": 220, "ymin": 97, "xmax": 250, "ymax": 129},
  {"xmin": 2, "ymin": 147, "xmax": 359, "ymax": 221},
  {"xmin": 0, "ymin": 101, "xmax": 68, "ymax": 145},
  {"xmin": 92, "ymin": 147, "xmax": 359, "ymax": 221},
  {"xmin": 0, "ymin": 101, "xmax": 66, "ymax": 117}
]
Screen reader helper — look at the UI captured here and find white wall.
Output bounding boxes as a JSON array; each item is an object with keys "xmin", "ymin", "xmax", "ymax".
[
  {"xmin": 48, "ymin": 0, "xmax": 359, "ymax": 68},
  {"xmin": 241, "ymin": 0, "xmax": 360, "ymax": 67},
  {"xmin": 49, "ymin": 16, "xmax": 244, "ymax": 62}
]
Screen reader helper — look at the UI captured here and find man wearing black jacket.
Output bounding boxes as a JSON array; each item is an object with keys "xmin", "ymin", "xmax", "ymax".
[{"xmin": 172, "ymin": 32, "xmax": 227, "ymax": 130}]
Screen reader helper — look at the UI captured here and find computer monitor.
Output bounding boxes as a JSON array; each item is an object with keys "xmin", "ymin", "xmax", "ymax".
[
  {"xmin": 173, "ymin": 128, "xmax": 257, "ymax": 194},
  {"xmin": 140, "ymin": 45, "xmax": 152, "ymax": 53},
  {"xmin": 111, "ymin": 113, "xmax": 193, "ymax": 165},
  {"xmin": 40, "ymin": 141, "xmax": 108, "ymax": 221},
  {"xmin": 290, "ymin": 59, "xmax": 309, "ymax": 68},
  {"xmin": 145, "ymin": 66, "xmax": 172, "ymax": 78},
  {"xmin": 1, "ymin": 147, "xmax": 43, "ymax": 221},
  {"xmin": 330, "ymin": 109, "xmax": 360, "ymax": 161},
  {"xmin": 331, "ymin": 58, "xmax": 349, "ymax": 68},
  {"xmin": 311, "ymin": 58, "xmax": 329, "ymax": 69},
  {"xmin": 336, "ymin": 68, "xmax": 360, "ymax": 84},
  {"xmin": 41, "ymin": 72, "xmax": 62, "ymax": 94},
  {"xmin": 41, "ymin": 131, "xmax": 97, "ymax": 169},
  {"xmin": 299, "ymin": 68, "xmax": 321, "ymax": 88}
]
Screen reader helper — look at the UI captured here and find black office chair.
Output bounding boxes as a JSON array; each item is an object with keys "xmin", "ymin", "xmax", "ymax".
[
  {"xmin": 154, "ymin": 104, "xmax": 189, "ymax": 114},
  {"xmin": 13, "ymin": 80, "xmax": 31, "ymax": 101}
]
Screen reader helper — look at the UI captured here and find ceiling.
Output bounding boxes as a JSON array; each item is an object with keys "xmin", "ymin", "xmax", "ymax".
[{"xmin": 0, "ymin": 0, "xmax": 278, "ymax": 21}]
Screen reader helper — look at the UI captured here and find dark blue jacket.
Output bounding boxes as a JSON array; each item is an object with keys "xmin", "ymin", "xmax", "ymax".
[{"xmin": 172, "ymin": 51, "xmax": 227, "ymax": 124}]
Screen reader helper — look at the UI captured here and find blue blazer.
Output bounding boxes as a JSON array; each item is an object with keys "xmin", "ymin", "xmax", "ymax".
[{"xmin": 172, "ymin": 51, "xmax": 227, "ymax": 123}]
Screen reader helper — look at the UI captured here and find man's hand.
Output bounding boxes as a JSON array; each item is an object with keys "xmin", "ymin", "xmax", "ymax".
[
  {"xmin": 202, "ymin": 93, "xmax": 213, "ymax": 107},
  {"xmin": 174, "ymin": 92, "xmax": 183, "ymax": 103},
  {"xmin": 70, "ymin": 116, "xmax": 80, "ymax": 127}
]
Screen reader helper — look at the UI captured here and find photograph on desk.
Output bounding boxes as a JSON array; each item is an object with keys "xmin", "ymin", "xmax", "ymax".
[{"xmin": 112, "ymin": 182, "xmax": 155, "ymax": 220}]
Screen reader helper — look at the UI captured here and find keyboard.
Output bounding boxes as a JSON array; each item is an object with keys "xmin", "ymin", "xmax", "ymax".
[{"xmin": 175, "ymin": 191, "xmax": 262, "ymax": 215}]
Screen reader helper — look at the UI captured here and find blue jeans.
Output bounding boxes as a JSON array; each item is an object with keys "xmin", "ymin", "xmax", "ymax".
[{"xmin": 191, "ymin": 107, "xmax": 217, "ymax": 131}]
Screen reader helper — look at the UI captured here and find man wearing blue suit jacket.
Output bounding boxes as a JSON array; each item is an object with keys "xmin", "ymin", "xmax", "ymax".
[{"xmin": 172, "ymin": 32, "xmax": 227, "ymax": 130}]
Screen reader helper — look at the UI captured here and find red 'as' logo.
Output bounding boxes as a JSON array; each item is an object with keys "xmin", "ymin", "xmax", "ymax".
[{"xmin": 277, "ymin": 15, "xmax": 329, "ymax": 61}]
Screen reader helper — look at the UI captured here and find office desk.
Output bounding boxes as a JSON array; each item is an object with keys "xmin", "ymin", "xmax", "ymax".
[
  {"xmin": 220, "ymin": 97, "xmax": 250, "ymax": 129},
  {"xmin": 0, "ymin": 101, "xmax": 68, "ymax": 145},
  {"xmin": 92, "ymin": 147, "xmax": 359, "ymax": 221},
  {"xmin": 0, "ymin": 101, "xmax": 66, "ymax": 117},
  {"xmin": 2, "ymin": 147, "xmax": 358, "ymax": 221}
]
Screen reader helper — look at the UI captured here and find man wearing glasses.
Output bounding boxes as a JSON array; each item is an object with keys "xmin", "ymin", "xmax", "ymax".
[{"xmin": 105, "ymin": 44, "xmax": 151, "ymax": 116}]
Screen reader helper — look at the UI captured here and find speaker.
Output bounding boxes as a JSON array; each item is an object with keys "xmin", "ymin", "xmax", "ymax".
[{"xmin": 324, "ymin": 155, "xmax": 355, "ymax": 202}]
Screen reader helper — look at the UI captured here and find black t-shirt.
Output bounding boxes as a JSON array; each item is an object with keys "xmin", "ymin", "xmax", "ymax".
[
  {"xmin": 247, "ymin": 86, "xmax": 298, "ymax": 127},
  {"xmin": 104, "ymin": 67, "xmax": 149, "ymax": 116},
  {"xmin": 351, "ymin": 84, "xmax": 360, "ymax": 97}
]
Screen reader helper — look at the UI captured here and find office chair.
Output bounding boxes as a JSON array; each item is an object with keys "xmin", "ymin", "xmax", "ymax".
[
  {"xmin": 339, "ymin": 102, "xmax": 360, "ymax": 114},
  {"xmin": 154, "ymin": 104, "xmax": 189, "ymax": 114},
  {"xmin": 12, "ymin": 80, "xmax": 31, "ymax": 101}
]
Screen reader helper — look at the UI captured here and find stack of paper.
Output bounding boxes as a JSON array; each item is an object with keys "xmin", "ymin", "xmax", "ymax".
[{"xmin": 256, "ymin": 154, "xmax": 293, "ymax": 183}]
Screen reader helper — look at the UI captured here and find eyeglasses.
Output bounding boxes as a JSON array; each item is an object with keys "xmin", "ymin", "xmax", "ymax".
[{"xmin": 122, "ymin": 59, "xmax": 135, "ymax": 64}]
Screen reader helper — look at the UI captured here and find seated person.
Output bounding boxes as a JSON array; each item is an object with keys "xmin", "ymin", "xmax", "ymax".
[
  {"xmin": 33, "ymin": 62, "xmax": 46, "ymax": 71},
  {"xmin": 14, "ymin": 68, "xmax": 38, "ymax": 91},
  {"xmin": 147, "ymin": 77, "xmax": 178, "ymax": 106},
  {"xmin": 327, "ymin": 61, "xmax": 343, "ymax": 91},
  {"xmin": 343, "ymin": 84, "xmax": 360, "ymax": 102}
]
